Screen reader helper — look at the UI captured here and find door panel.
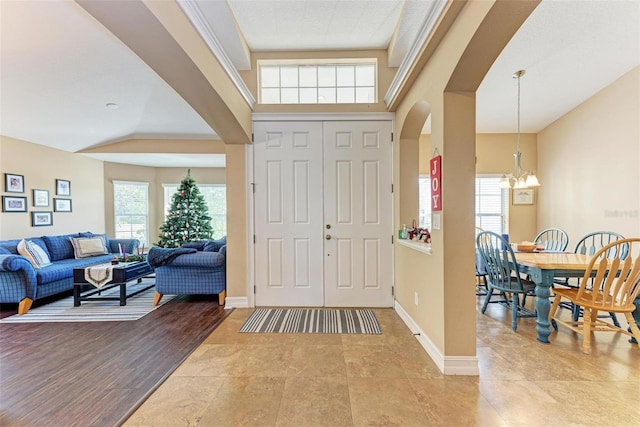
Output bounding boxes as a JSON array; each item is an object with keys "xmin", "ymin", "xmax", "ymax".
[
  {"xmin": 254, "ymin": 122, "xmax": 324, "ymax": 306},
  {"xmin": 323, "ymin": 121, "xmax": 393, "ymax": 307}
]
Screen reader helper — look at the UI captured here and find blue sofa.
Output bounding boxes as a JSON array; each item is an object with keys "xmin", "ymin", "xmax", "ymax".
[
  {"xmin": 0, "ymin": 232, "xmax": 139, "ymax": 314},
  {"xmin": 147, "ymin": 238, "xmax": 226, "ymax": 306}
]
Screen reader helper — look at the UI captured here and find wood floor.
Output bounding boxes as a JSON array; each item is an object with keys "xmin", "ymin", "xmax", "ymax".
[{"xmin": 0, "ymin": 292, "xmax": 232, "ymax": 427}]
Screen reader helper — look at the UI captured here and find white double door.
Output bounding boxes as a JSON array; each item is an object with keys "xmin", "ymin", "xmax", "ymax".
[{"xmin": 253, "ymin": 120, "xmax": 393, "ymax": 307}]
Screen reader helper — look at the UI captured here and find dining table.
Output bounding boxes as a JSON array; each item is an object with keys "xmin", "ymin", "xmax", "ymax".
[{"xmin": 512, "ymin": 251, "xmax": 640, "ymax": 344}]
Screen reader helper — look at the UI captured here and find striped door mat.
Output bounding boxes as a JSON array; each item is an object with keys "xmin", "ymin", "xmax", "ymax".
[{"xmin": 239, "ymin": 308, "xmax": 382, "ymax": 334}]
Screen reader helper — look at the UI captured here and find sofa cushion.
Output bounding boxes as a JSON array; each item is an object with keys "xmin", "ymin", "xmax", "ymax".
[
  {"xmin": 203, "ymin": 236, "xmax": 227, "ymax": 252},
  {"xmin": 17, "ymin": 239, "xmax": 52, "ymax": 269},
  {"xmin": 34, "ymin": 255, "xmax": 114, "ymax": 285},
  {"xmin": 0, "ymin": 247, "xmax": 10, "ymax": 255},
  {"xmin": 43, "ymin": 234, "xmax": 79, "ymax": 261},
  {"xmin": 69, "ymin": 236, "xmax": 109, "ymax": 258}
]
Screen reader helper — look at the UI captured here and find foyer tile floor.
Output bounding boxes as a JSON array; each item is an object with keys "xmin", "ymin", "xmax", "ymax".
[{"xmin": 124, "ymin": 301, "xmax": 640, "ymax": 427}]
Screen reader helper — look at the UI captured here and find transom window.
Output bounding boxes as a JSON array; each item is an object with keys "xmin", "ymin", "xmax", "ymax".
[{"xmin": 259, "ymin": 59, "xmax": 377, "ymax": 105}]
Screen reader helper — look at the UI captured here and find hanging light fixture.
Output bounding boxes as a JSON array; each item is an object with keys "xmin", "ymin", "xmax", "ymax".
[{"xmin": 499, "ymin": 70, "xmax": 540, "ymax": 189}]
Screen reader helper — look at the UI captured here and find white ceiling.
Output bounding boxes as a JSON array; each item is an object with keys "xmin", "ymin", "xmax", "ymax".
[{"xmin": 0, "ymin": 0, "xmax": 638, "ymax": 167}]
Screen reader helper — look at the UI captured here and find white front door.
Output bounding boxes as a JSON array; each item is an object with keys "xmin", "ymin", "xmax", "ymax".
[
  {"xmin": 253, "ymin": 120, "xmax": 393, "ymax": 307},
  {"xmin": 323, "ymin": 121, "xmax": 393, "ymax": 307}
]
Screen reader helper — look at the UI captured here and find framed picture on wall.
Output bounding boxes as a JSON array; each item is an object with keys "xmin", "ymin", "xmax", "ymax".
[
  {"xmin": 56, "ymin": 179, "xmax": 71, "ymax": 196},
  {"xmin": 33, "ymin": 189, "xmax": 50, "ymax": 207},
  {"xmin": 512, "ymin": 189, "xmax": 534, "ymax": 205},
  {"xmin": 54, "ymin": 198, "xmax": 72, "ymax": 212},
  {"xmin": 32, "ymin": 211, "xmax": 53, "ymax": 227},
  {"xmin": 2, "ymin": 196, "xmax": 27, "ymax": 212},
  {"xmin": 4, "ymin": 173, "xmax": 24, "ymax": 193}
]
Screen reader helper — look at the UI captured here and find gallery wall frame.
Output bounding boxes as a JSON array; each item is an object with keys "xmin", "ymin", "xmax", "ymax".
[
  {"xmin": 512, "ymin": 188, "xmax": 534, "ymax": 205},
  {"xmin": 32, "ymin": 211, "xmax": 53, "ymax": 227},
  {"xmin": 54, "ymin": 198, "xmax": 72, "ymax": 212},
  {"xmin": 4, "ymin": 173, "xmax": 24, "ymax": 193},
  {"xmin": 33, "ymin": 189, "xmax": 50, "ymax": 207},
  {"xmin": 56, "ymin": 179, "xmax": 71, "ymax": 196},
  {"xmin": 2, "ymin": 196, "xmax": 27, "ymax": 212}
]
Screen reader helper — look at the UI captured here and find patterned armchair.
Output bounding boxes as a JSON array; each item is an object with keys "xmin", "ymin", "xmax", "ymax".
[{"xmin": 149, "ymin": 243, "xmax": 226, "ymax": 306}]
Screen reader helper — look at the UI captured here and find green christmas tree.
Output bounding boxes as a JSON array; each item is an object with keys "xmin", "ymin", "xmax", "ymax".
[{"xmin": 156, "ymin": 170, "xmax": 213, "ymax": 248}]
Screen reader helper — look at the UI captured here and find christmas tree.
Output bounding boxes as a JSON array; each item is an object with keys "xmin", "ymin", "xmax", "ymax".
[{"xmin": 156, "ymin": 170, "xmax": 213, "ymax": 247}]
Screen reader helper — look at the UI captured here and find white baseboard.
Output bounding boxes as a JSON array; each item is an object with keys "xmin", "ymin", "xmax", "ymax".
[
  {"xmin": 394, "ymin": 300, "xmax": 479, "ymax": 376},
  {"xmin": 224, "ymin": 296, "xmax": 250, "ymax": 309}
]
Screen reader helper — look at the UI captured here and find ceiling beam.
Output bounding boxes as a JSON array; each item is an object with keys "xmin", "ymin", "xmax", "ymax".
[{"xmin": 76, "ymin": 0, "xmax": 252, "ymax": 144}]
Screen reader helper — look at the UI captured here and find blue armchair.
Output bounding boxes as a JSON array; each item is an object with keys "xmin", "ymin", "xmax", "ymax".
[{"xmin": 148, "ymin": 242, "xmax": 226, "ymax": 306}]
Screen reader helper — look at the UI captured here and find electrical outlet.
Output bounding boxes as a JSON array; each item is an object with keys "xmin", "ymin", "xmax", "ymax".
[{"xmin": 414, "ymin": 291, "xmax": 419, "ymax": 306}]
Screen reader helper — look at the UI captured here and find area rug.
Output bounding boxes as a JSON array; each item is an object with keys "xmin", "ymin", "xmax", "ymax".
[
  {"xmin": 239, "ymin": 308, "xmax": 382, "ymax": 334},
  {"xmin": 0, "ymin": 280, "xmax": 174, "ymax": 323}
]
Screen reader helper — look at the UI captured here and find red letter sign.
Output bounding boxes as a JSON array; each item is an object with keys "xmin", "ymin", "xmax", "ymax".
[{"xmin": 430, "ymin": 155, "xmax": 442, "ymax": 211}]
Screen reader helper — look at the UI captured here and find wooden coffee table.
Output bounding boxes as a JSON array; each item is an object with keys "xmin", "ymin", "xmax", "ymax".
[{"xmin": 73, "ymin": 261, "xmax": 154, "ymax": 307}]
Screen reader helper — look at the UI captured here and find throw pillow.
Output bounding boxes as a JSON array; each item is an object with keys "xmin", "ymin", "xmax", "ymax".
[
  {"xmin": 69, "ymin": 236, "xmax": 109, "ymax": 258},
  {"xmin": 17, "ymin": 239, "xmax": 52, "ymax": 269},
  {"xmin": 42, "ymin": 234, "xmax": 78, "ymax": 261}
]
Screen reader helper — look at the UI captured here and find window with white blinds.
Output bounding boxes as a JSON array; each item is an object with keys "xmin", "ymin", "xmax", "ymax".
[
  {"xmin": 418, "ymin": 175, "xmax": 432, "ymax": 230},
  {"xmin": 475, "ymin": 176, "xmax": 509, "ymax": 235}
]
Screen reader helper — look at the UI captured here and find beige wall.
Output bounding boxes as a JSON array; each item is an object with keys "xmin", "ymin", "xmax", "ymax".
[
  {"xmin": 537, "ymin": 66, "xmax": 640, "ymax": 245},
  {"xmin": 103, "ymin": 163, "xmax": 226, "ymax": 246},
  {"xmin": 419, "ymin": 133, "xmax": 537, "ymax": 243},
  {"xmin": 0, "ymin": 136, "xmax": 105, "ymax": 239},
  {"xmin": 224, "ymin": 144, "xmax": 247, "ymax": 299}
]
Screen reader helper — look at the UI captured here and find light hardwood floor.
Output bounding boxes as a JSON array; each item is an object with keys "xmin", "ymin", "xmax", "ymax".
[{"xmin": 124, "ymin": 297, "xmax": 640, "ymax": 427}]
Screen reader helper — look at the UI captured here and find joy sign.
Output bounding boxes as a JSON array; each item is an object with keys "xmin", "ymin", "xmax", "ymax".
[{"xmin": 430, "ymin": 155, "xmax": 442, "ymax": 211}]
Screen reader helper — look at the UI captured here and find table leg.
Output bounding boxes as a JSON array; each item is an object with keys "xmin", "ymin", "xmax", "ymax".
[
  {"xmin": 73, "ymin": 285, "xmax": 80, "ymax": 307},
  {"xmin": 120, "ymin": 283, "xmax": 126, "ymax": 306},
  {"xmin": 531, "ymin": 269, "xmax": 554, "ymax": 344}
]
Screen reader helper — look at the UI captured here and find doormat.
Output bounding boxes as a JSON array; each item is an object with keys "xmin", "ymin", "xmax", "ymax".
[
  {"xmin": 0, "ymin": 280, "xmax": 173, "ymax": 323},
  {"xmin": 239, "ymin": 308, "xmax": 382, "ymax": 334}
]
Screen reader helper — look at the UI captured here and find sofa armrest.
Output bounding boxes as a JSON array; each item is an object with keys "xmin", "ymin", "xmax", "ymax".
[
  {"xmin": 0, "ymin": 254, "xmax": 37, "ymax": 300},
  {"xmin": 108, "ymin": 239, "xmax": 140, "ymax": 255},
  {"xmin": 159, "ymin": 251, "xmax": 225, "ymax": 269},
  {"xmin": 218, "ymin": 245, "xmax": 226, "ymax": 256}
]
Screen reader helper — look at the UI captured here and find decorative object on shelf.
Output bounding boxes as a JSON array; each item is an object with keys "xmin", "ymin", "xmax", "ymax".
[
  {"xmin": 4, "ymin": 173, "xmax": 24, "ymax": 193},
  {"xmin": 55, "ymin": 179, "xmax": 71, "ymax": 196},
  {"xmin": 53, "ymin": 198, "xmax": 72, "ymax": 212},
  {"xmin": 2, "ymin": 196, "xmax": 27, "ymax": 212},
  {"xmin": 512, "ymin": 188, "xmax": 534, "ymax": 205},
  {"xmin": 32, "ymin": 189, "xmax": 49, "ymax": 207},
  {"xmin": 156, "ymin": 169, "xmax": 213, "ymax": 248},
  {"xmin": 406, "ymin": 219, "xmax": 431, "ymax": 243},
  {"xmin": 31, "ymin": 211, "xmax": 53, "ymax": 226},
  {"xmin": 499, "ymin": 70, "xmax": 540, "ymax": 189}
]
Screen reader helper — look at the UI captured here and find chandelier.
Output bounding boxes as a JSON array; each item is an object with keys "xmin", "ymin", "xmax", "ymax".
[{"xmin": 499, "ymin": 70, "xmax": 540, "ymax": 189}]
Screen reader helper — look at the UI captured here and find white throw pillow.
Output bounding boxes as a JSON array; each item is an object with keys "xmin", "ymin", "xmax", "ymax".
[
  {"xmin": 17, "ymin": 239, "xmax": 52, "ymax": 269},
  {"xmin": 69, "ymin": 236, "xmax": 108, "ymax": 258}
]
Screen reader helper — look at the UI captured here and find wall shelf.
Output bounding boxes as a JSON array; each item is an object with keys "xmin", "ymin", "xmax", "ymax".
[{"xmin": 397, "ymin": 239, "xmax": 432, "ymax": 255}]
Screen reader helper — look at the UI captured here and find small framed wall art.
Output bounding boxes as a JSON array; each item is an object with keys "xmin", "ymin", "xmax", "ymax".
[
  {"xmin": 4, "ymin": 173, "xmax": 24, "ymax": 193},
  {"xmin": 512, "ymin": 188, "xmax": 534, "ymax": 205},
  {"xmin": 54, "ymin": 198, "xmax": 72, "ymax": 212},
  {"xmin": 32, "ymin": 211, "xmax": 53, "ymax": 227},
  {"xmin": 2, "ymin": 196, "xmax": 27, "ymax": 212},
  {"xmin": 33, "ymin": 189, "xmax": 50, "ymax": 207},
  {"xmin": 56, "ymin": 179, "xmax": 71, "ymax": 196}
]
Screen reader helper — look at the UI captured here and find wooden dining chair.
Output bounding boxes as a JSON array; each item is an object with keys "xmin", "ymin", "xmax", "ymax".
[
  {"xmin": 475, "ymin": 227, "xmax": 489, "ymax": 295},
  {"xmin": 556, "ymin": 231, "xmax": 627, "ymax": 326},
  {"xmin": 533, "ymin": 228, "xmax": 569, "ymax": 252},
  {"xmin": 549, "ymin": 238, "xmax": 640, "ymax": 354},
  {"xmin": 476, "ymin": 231, "xmax": 536, "ymax": 331}
]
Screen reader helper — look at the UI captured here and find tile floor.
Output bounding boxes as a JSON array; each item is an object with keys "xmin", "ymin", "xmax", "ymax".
[{"xmin": 124, "ymin": 300, "xmax": 640, "ymax": 426}]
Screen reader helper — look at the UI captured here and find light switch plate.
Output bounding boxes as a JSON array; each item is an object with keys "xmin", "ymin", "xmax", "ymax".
[{"xmin": 432, "ymin": 213, "xmax": 441, "ymax": 230}]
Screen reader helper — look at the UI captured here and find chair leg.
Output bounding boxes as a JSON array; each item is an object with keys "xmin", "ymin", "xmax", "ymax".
[
  {"xmin": 582, "ymin": 308, "xmax": 593, "ymax": 355},
  {"xmin": 623, "ymin": 312, "xmax": 640, "ymax": 348},
  {"xmin": 511, "ymin": 293, "xmax": 519, "ymax": 331},
  {"xmin": 153, "ymin": 291, "xmax": 163, "ymax": 306},
  {"xmin": 481, "ymin": 288, "xmax": 493, "ymax": 314},
  {"xmin": 572, "ymin": 303, "xmax": 581, "ymax": 322},
  {"xmin": 609, "ymin": 312, "xmax": 621, "ymax": 328},
  {"xmin": 549, "ymin": 295, "xmax": 561, "ymax": 331}
]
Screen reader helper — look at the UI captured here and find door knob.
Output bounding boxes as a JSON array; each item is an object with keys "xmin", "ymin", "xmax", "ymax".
[{"xmin": 325, "ymin": 234, "xmax": 332, "ymax": 240}]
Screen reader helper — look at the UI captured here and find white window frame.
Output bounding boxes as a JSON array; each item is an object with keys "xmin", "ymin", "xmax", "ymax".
[
  {"xmin": 475, "ymin": 175, "xmax": 509, "ymax": 235},
  {"xmin": 162, "ymin": 183, "xmax": 227, "ymax": 239},
  {"xmin": 258, "ymin": 58, "xmax": 377, "ymax": 105},
  {"xmin": 419, "ymin": 174, "xmax": 432, "ymax": 230},
  {"xmin": 113, "ymin": 180, "xmax": 149, "ymax": 246}
]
